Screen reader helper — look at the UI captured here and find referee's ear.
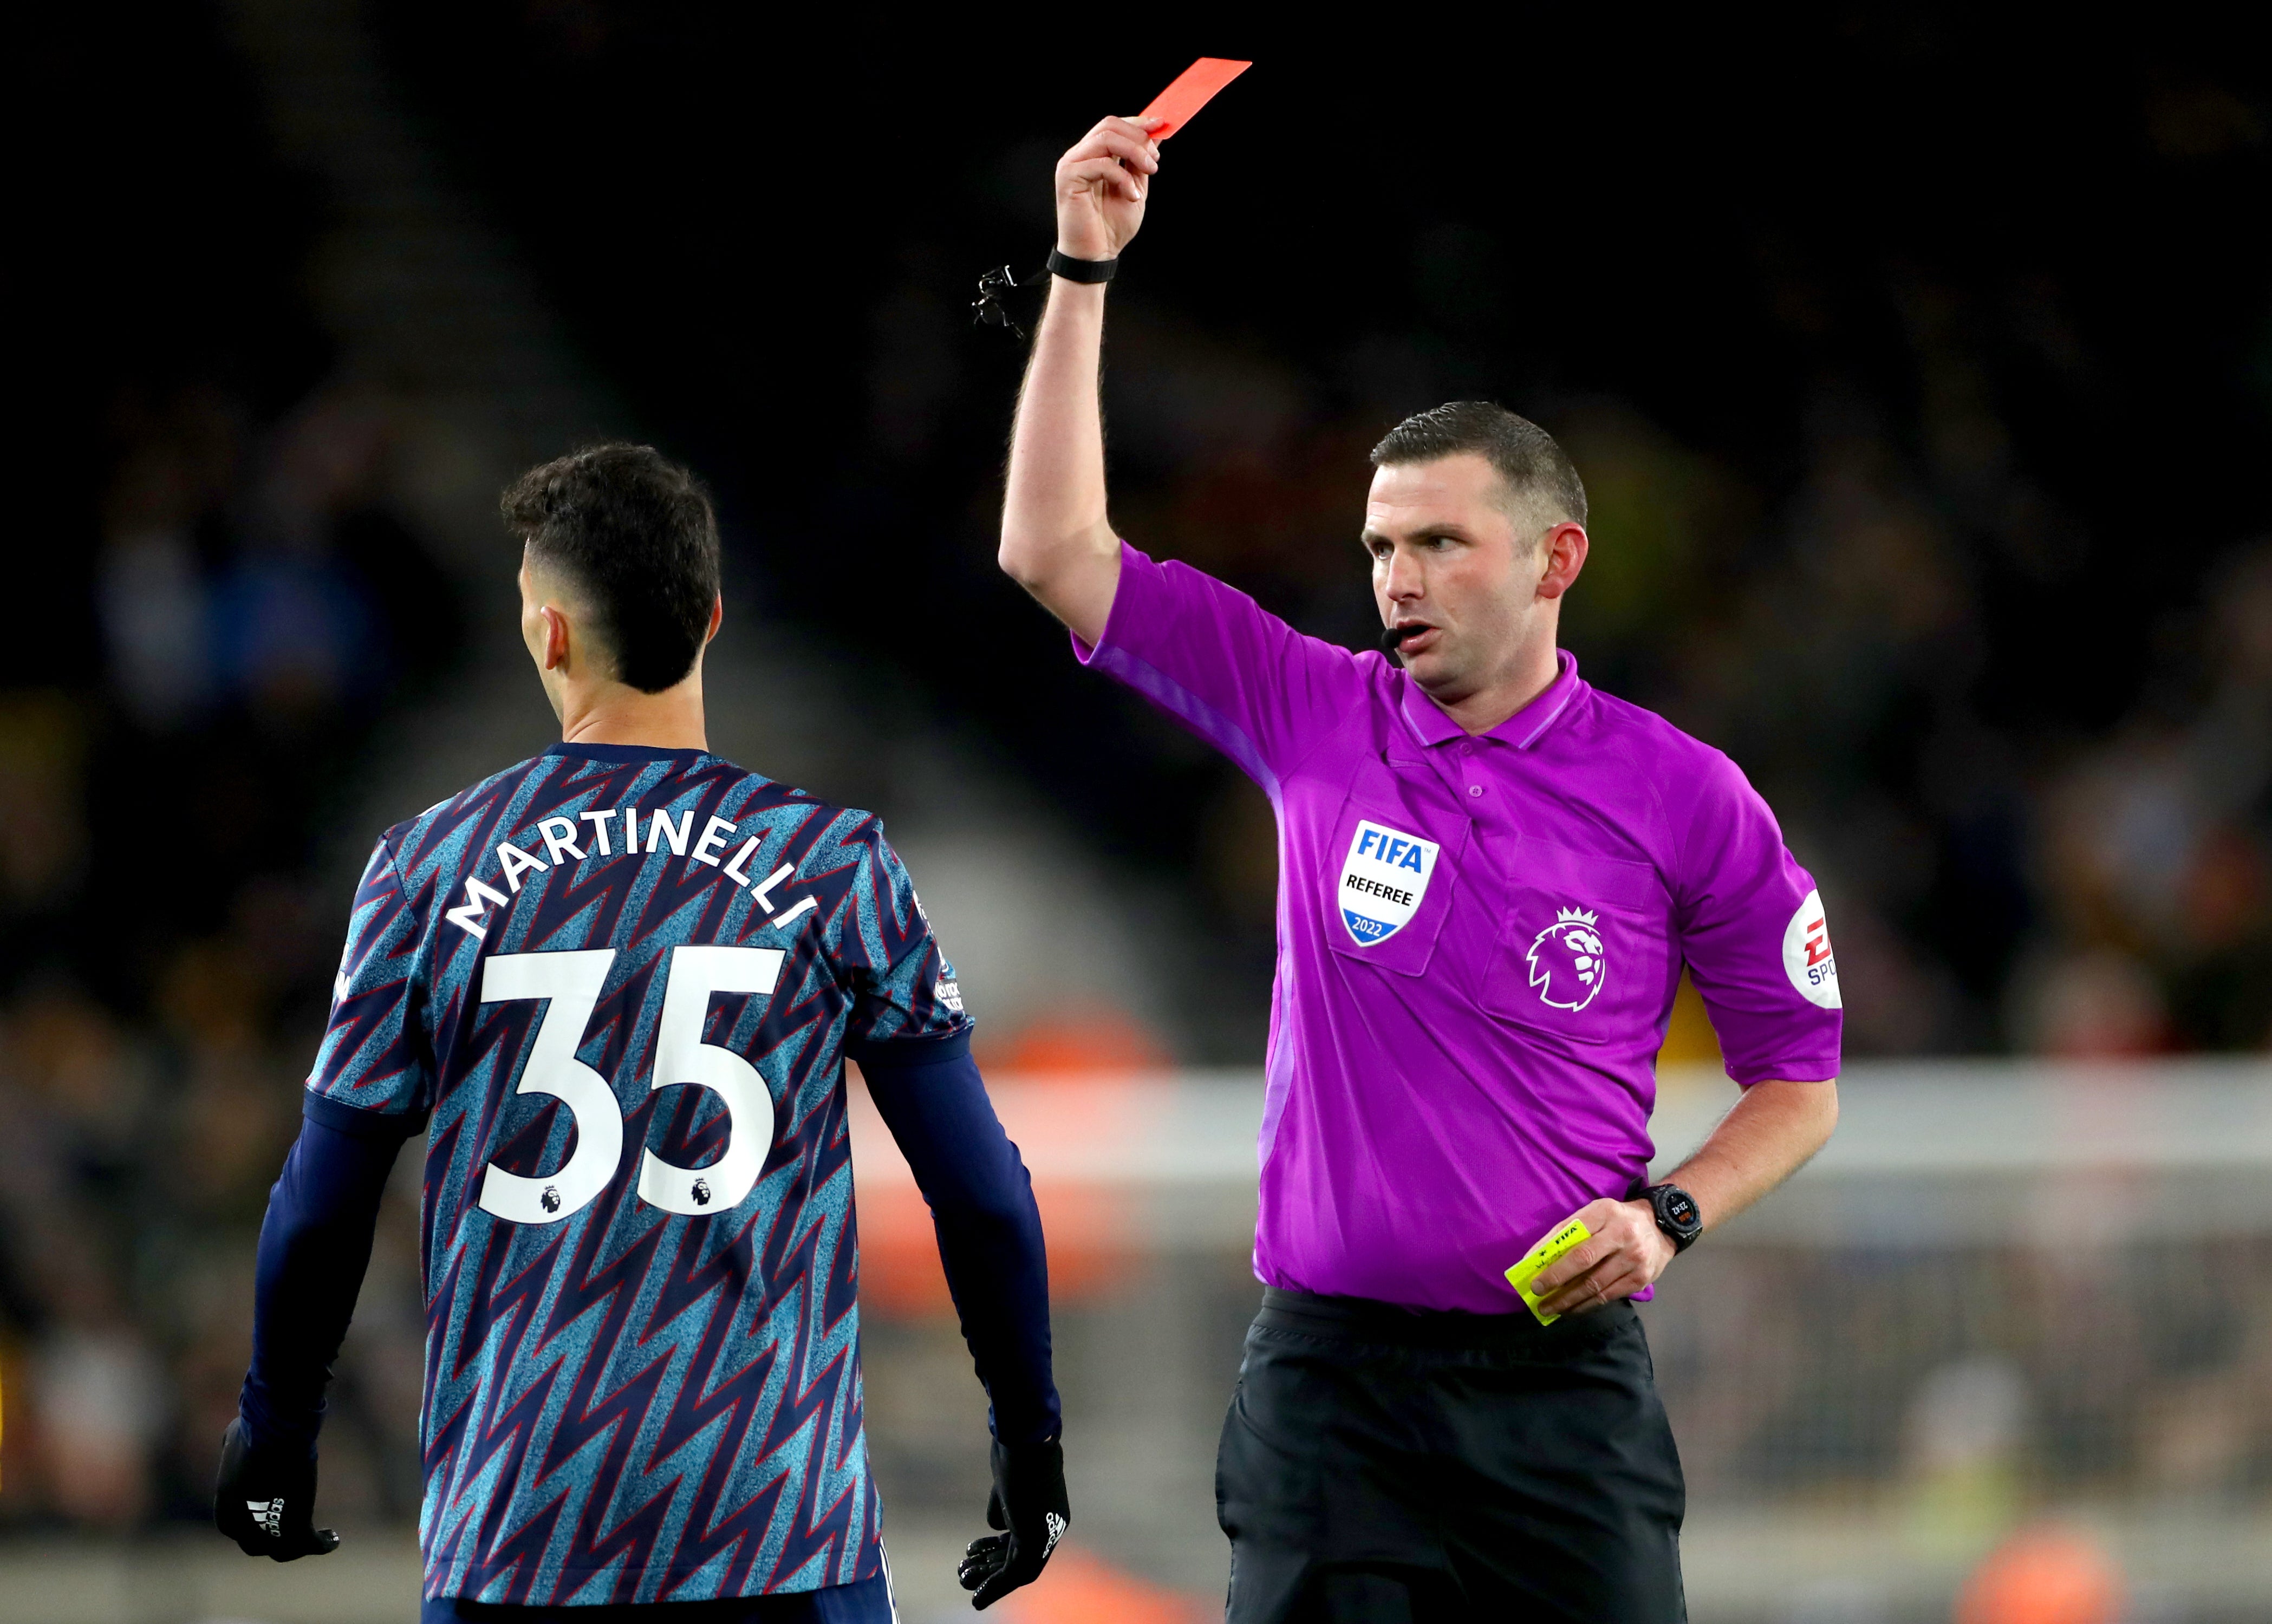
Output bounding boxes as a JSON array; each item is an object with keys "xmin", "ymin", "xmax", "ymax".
[
  {"xmin": 1534, "ymin": 521, "xmax": 1589, "ymax": 601},
  {"xmin": 702, "ymin": 594, "xmax": 722, "ymax": 645}
]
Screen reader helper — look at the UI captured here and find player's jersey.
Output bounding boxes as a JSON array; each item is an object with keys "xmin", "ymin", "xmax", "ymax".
[{"xmin": 305, "ymin": 741, "xmax": 967, "ymax": 1605}]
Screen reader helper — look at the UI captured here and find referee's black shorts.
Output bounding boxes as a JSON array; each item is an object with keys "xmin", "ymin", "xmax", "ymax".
[{"xmin": 1216, "ymin": 1287, "xmax": 1686, "ymax": 1624}]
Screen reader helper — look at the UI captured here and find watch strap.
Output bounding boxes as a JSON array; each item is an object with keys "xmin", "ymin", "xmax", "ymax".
[{"xmin": 1047, "ymin": 248, "xmax": 1118, "ymax": 284}]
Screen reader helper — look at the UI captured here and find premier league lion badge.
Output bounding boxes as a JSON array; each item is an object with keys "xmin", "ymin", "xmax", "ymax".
[
  {"xmin": 1338, "ymin": 820, "xmax": 1441, "ymax": 946},
  {"xmin": 1527, "ymin": 906, "xmax": 1608, "ymax": 1012}
]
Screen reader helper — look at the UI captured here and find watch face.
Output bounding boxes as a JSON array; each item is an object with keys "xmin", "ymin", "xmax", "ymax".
[{"xmin": 1661, "ymin": 1190, "xmax": 1699, "ymax": 1230}]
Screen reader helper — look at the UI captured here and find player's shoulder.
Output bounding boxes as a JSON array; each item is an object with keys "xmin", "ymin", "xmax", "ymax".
[
  {"xmin": 685, "ymin": 756, "xmax": 900, "ymax": 880},
  {"xmin": 690, "ymin": 753, "xmax": 845, "ymax": 824},
  {"xmin": 647, "ymin": 749, "xmax": 836, "ymax": 816},
  {"xmin": 369, "ymin": 753, "xmax": 543, "ymax": 879},
  {"xmin": 717, "ymin": 777, "xmax": 927, "ymax": 964}
]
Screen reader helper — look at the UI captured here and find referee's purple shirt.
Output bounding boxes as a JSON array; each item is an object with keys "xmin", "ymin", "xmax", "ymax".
[{"xmin": 1077, "ymin": 544, "xmax": 1843, "ymax": 1313}]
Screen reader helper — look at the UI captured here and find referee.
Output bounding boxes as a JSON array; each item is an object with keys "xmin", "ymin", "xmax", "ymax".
[{"xmin": 997, "ymin": 117, "xmax": 1841, "ymax": 1622}]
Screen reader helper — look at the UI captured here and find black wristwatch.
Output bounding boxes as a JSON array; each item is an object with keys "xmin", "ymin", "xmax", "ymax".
[{"xmin": 1645, "ymin": 1183, "xmax": 1703, "ymax": 1253}]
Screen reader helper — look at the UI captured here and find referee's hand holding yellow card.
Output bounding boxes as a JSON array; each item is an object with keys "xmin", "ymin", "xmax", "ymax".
[{"xmin": 1520, "ymin": 1198, "xmax": 1680, "ymax": 1322}]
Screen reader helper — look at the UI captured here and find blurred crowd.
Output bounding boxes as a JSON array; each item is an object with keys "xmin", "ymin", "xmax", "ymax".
[
  {"xmin": 0, "ymin": 376, "xmax": 457, "ymax": 1529},
  {"xmin": 1660, "ymin": 1236, "xmax": 2272, "ymax": 1508}
]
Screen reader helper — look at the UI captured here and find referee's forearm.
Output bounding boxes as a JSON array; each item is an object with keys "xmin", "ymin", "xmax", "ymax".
[
  {"xmin": 999, "ymin": 278, "xmax": 1118, "ymax": 640},
  {"xmin": 1665, "ymin": 1077, "xmax": 1839, "ymax": 1233}
]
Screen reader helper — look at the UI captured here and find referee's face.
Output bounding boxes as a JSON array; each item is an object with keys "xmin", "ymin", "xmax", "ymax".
[{"xmin": 1363, "ymin": 454, "xmax": 1557, "ymax": 704}]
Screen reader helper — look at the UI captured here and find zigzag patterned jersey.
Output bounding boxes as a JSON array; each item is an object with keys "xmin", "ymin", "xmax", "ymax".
[{"xmin": 306, "ymin": 741, "xmax": 967, "ymax": 1604}]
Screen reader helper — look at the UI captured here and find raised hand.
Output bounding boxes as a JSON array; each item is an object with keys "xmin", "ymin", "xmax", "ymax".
[{"xmin": 1054, "ymin": 116, "xmax": 1163, "ymax": 262}]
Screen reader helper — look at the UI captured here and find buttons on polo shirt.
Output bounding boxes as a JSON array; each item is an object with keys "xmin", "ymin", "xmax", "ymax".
[{"xmin": 1468, "ymin": 784, "xmax": 1483, "ymax": 797}]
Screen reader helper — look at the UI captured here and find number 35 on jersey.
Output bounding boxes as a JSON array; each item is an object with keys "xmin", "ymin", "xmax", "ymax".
[{"xmin": 476, "ymin": 944, "xmax": 782, "ymax": 1225}]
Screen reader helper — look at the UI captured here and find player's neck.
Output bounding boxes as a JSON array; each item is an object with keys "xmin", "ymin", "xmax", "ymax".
[{"xmin": 555, "ymin": 669, "xmax": 709, "ymax": 752}]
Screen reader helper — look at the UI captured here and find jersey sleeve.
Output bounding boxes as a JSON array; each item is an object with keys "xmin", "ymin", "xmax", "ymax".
[
  {"xmin": 1075, "ymin": 541, "xmax": 1375, "ymax": 792},
  {"xmin": 304, "ymin": 837, "xmax": 437, "ymax": 1133},
  {"xmin": 1671, "ymin": 752, "xmax": 1844, "ymax": 1086},
  {"xmin": 838, "ymin": 825, "xmax": 974, "ymax": 1060}
]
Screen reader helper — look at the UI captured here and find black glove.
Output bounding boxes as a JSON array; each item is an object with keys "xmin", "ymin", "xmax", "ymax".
[
  {"xmin": 956, "ymin": 1437, "xmax": 1069, "ymax": 1609},
  {"xmin": 214, "ymin": 1417, "xmax": 341, "ymax": 1561}
]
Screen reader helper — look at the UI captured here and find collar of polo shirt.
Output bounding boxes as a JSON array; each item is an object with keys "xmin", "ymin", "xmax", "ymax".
[{"xmin": 1398, "ymin": 648, "xmax": 1585, "ymax": 752}]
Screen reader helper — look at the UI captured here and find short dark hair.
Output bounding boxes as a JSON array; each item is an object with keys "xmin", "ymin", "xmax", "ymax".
[
  {"xmin": 502, "ymin": 444, "xmax": 721, "ymax": 693},
  {"xmin": 1369, "ymin": 402, "xmax": 1588, "ymax": 535}
]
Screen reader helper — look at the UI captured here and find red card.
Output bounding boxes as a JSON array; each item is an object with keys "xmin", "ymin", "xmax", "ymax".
[{"xmin": 1140, "ymin": 57, "xmax": 1252, "ymax": 140}]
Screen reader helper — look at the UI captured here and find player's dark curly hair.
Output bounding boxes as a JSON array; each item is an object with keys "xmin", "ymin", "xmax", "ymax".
[
  {"xmin": 1369, "ymin": 402, "xmax": 1588, "ymax": 535},
  {"xmin": 502, "ymin": 443, "xmax": 721, "ymax": 693}
]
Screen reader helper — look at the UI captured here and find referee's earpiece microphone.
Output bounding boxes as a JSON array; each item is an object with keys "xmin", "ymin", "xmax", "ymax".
[{"xmin": 1382, "ymin": 624, "xmax": 1429, "ymax": 667}]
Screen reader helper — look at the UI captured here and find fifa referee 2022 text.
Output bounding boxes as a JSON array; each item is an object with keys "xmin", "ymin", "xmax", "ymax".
[{"xmin": 997, "ymin": 112, "xmax": 1843, "ymax": 1624}]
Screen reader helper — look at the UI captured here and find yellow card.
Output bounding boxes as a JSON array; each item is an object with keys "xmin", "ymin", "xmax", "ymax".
[{"xmin": 1504, "ymin": 1216, "xmax": 1592, "ymax": 1325}]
